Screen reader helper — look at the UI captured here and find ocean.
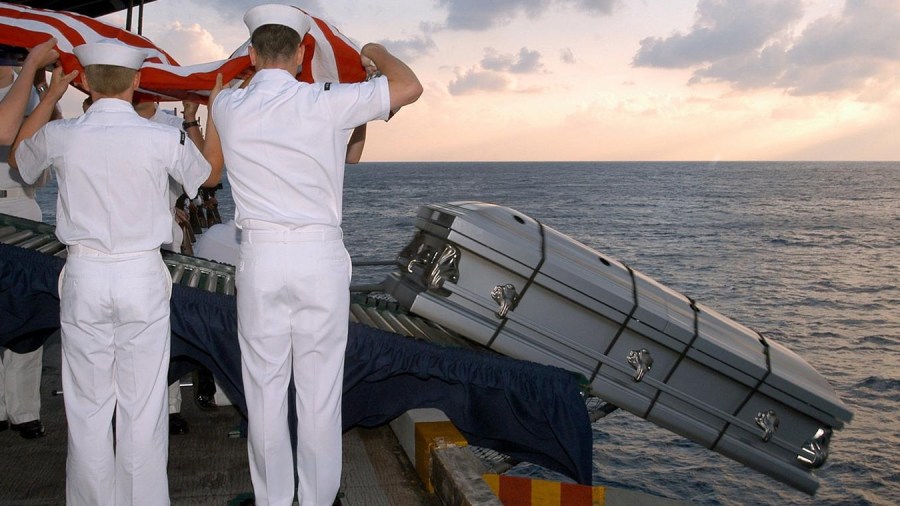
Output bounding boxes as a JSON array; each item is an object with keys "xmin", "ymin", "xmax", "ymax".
[{"xmin": 36, "ymin": 161, "xmax": 899, "ymax": 505}]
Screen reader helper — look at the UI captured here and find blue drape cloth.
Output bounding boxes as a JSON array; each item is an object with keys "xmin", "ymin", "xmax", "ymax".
[{"xmin": 0, "ymin": 242, "xmax": 592, "ymax": 484}]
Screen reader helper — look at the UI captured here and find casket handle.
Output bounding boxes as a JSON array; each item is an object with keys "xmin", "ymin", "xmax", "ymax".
[
  {"xmin": 491, "ymin": 283, "xmax": 518, "ymax": 318},
  {"xmin": 798, "ymin": 427, "xmax": 831, "ymax": 468},
  {"xmin": 755, "ymin": 409, "xmax": 779, "ymax": 442},
  {"xmin": 426, "ymin": 244, "xmax": 460, "ymax": 290},
  {"xmin": 626, "ymin": 348, "xmax": 653, "ymax": 382}
]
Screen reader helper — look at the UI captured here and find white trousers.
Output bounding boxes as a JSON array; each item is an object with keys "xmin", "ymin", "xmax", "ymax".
[
  {"xmin": 160, "ymin": 218, "xmax": 183, "ymax": 415},
  {"xmin": 60, "ymin": 246, "xmax": 172, "ymax": 506},
  {"xmin": 237, "ymin": 226, "xmax": 350, "ymax": 506},
  {"xmin": 168, "ymin": 380, "xmax": 181, "ymax": 413},
  {"xmin": 0, "ymin": 346, "xmax": 43, "ymax": 424},
  {"xmin": 0, "ymin": 195, "xmax": 44, "ymax": 424}
]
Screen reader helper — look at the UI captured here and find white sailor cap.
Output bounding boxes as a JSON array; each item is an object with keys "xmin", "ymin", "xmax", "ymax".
[
  {"xmin": 244, "ymin": 4, "xmax": 311, "ymax": 37},
  {"xmin": 73, "ymin": 40, "xmax": 148, "ymax": 70}
]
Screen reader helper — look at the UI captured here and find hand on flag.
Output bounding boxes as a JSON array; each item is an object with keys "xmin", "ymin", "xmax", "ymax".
[{"xmin": 0, "ymin": 2, "xmax": 367, "ymax": 103}]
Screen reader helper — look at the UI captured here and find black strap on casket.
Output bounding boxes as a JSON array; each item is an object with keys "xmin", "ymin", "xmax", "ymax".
[
  {"xmin": 486, "ymin": 219, "xmax": 546, "ymax": 347},
  {"xmin": 589, "ymin": 264, "xmax": 638, "ymax": 383},
  {"xmin": 641, "ymin": 296, "xmax": 700, "ymax": 418},
  {"xmin": 711, "ymin": 330, "xmax": 773, "ymax": 450}
]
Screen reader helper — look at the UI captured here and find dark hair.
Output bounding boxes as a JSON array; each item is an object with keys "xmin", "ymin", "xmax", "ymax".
[
  {"xmin": 83, "ymin": 64, "xmax": 136, "ymax": 95},
  {"xmin": 251, "ymin": 24, "xmax": 302, "ymax": 64}
]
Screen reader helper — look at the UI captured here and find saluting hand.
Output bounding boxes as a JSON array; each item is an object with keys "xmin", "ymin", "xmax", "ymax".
[{"xmin": 47, "ymin": 64, "xmax": 79, "ymax": 102}]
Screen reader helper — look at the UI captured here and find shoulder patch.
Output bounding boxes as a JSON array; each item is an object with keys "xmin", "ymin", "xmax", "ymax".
[
  {"xmin": 324, "ymin": 82, "xmax": 332, "ymax": 91},
  {"xmin": 180, "ymin": 131, "xmax": 186, "ymax": 145}
]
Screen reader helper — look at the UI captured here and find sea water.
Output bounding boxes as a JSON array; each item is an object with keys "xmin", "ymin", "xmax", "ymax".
[{"xmin": 36, "ymin": 161, "xmax": 899, "ymax": 505}]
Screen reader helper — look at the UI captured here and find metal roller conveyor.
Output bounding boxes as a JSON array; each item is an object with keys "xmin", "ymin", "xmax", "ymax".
[
  {"xmin": 0, "ymin": 225, "xmax": 17, "ymax": 240},
  {"xmin": 169, "ymin": 264, "xmax": 186, "ymax": 284},
  {"xmin": 203, "ymin": 271, "xmax": 220, "ymax": 293},
  {"xmin": 35, "ymin": 240, "xmax": 65, "ymax": 255},
  {"xmin": 0, "ymin": 230, "xmax": 34, "ymax": 245},
  {"xmin": 223, "ymin": 276, "xmax": 235, "ymax": 296},
  {"xmin": 0, "ymin": 212, "xmax": 472, "ymax": 350},
  {"xmin": 16, "ymin": 234, "xmax": 55, "ymax": 250},
  {"xmin": 186, "ymin": 268, "xmax": 201, "ymax": 289}
]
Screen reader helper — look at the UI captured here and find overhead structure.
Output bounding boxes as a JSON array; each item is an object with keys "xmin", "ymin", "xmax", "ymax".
[{"xmin": 11, "ymin": 0, "xmax": 157, "ymax": 31}]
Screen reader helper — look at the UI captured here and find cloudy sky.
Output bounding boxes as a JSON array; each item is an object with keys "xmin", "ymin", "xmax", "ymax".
[{"xmin": 62, "ymin": 0, "xmax": 900, "ymax": 161}]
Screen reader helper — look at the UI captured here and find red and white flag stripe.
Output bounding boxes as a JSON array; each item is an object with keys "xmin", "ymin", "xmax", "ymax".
[{"xmin": 0, "ymin": 2, "xmax": 366, "ymax": 103}]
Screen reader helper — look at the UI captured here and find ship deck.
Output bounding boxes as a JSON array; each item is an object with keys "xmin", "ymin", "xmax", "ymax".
[{"xmin": 0, "ymin": 331, "xmax": 439, "ymax": 506}]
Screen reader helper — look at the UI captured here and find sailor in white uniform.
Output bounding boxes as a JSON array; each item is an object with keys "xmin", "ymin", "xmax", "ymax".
[
  {"xmin": 135, "ymin": 99, "xmax": 205, "ymax": 434},
  {"xmin": 0, "ymin": 64, "xmax": 51, "ymax": 440},
  {"xmin": 211, "ymin": 5, "xmax": 422, "ymax": 505},
  {"xmin": 10, "ymin": 40, "xmax": 223, "ymax": 506}
]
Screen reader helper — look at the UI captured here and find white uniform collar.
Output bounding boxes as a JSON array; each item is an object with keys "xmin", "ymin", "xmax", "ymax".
[
  {"xmin": 251, "ymin": 68, "xmax": 299, "ymax": 84},
  {"xmin": 87, "ymin": 97, "xmax": 140, "ymax": 113}
]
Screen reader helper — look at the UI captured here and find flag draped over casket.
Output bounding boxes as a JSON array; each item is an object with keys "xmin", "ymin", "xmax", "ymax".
[{"xmin": 0, "ymin": 2, "xmax": 367, "ymax": 102}]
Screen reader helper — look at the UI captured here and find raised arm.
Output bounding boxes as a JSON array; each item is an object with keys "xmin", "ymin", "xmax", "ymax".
[
  {"xmin": 33, "ymin": 69, "xmax": 63, "ymax": 121},
  {"xmin": 8, "ymin": 64, "xmax": 78, "ymax": 169},
  {"xmin": 345, "ymin": 124, "xmax": 367, "ymax": 164},
  {"xmin": 360, "ymin": 43, "xmax": 423, "ymax": 113},
  {"xmin": 0, "ymin": 38, "xmax": 59, "ymax": 144},
  {"xmin": 182, "ymin": 100, "xmax": 204, "ymax": 150},
  {"xmin": 200, "ymin": 74, "xmax": 224, "ymax": 188}
]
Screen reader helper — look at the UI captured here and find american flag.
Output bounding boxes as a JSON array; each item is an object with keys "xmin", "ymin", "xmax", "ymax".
[{"xmin": 0, "ymin": 2, "xmax": 367, "ymax": 103}]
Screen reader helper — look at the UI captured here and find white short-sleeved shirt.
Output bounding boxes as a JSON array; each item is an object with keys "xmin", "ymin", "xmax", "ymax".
[
  {"xmin": 0, "ymin": 74, "xmax": 41, "ymax": 191},
  {"xmin": 151, "ymin": 107, "xmax": 183, "ymax": 129},
  {"xmin": 194, "ymin": 220, "xmax": 240, "ymax": 265},
  {"xmin": 151, "ymin": 107, "xmax": 190, "ymax": 252},
  {"xmin": 16, "ymin": 98, "xmax": 212, "ymax": 254},
  {"xmin": 212, "ymin": 69, "xmax": 390, "ymax": 229}
]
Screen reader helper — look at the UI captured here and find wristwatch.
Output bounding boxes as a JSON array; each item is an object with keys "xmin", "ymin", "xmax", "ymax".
[
  {"xmin": 182, "ymin": 120, "xmax": 201, "ymax": 130},
  {"xmin": 35, "ymin": 83, "xmax": 48, "ymax": 95}
]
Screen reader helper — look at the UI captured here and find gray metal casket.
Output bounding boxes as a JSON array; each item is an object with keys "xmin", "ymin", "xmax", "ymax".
[{"xmin": 384, "ymin": 202, "xmax": 853, "ymax": 495}]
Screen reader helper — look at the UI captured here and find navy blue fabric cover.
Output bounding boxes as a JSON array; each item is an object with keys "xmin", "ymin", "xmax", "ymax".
[
  {"xmin": 0, "ymin": 243, "xmax": 61, "ymax": 353},
  {"xmin": 0, "ymin": 242, "xmax": 592, "ymax": 484}
]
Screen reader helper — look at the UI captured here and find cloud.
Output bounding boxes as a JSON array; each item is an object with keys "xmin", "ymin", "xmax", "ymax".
[
  {"xmin": 446, "ymin": 47, "xmax": 545, "ymax": 95},
  {"xmin": 788, "ymin": 0, "xmax": 900, "ymax": 64},
  {"xmin": 632, "ymin": 0, "xmax": 900, "ymax": 100},
  {"xmin": 437, "ymin": 0, "xmax": 615, "ymax": 31},
  {"xmin": 155, "ymin": 21, "xmax": 229, "ymax": 64},
  {"xmin": 378, "ymin": 34, "xmax": 437, "ymax": 61},
  {"xmin": 207, "ymin": 0, "xmax": 327, "ymax": 17},
  {"xmin": 448, "ymin": 68, "xmax": 512, "ymax": 95},
  {"xmin": 565, "ymin": 0, "xmax": 615, "ymax": 15},
  {"xmin": 687, "ymin": 40, "xmax": 789, "ymax": 89},
  {"xmin": 633, "ymin": 0, "xmax": 803, "ymax": 68},
  {"xmin": 560, "ymin": 47, "xmax": 577, "ymax": 64},
  {"xmin": 481, "ymin": 47, "xmax": 544, "ymax": 73},
  {"xmin": 778, "ymin": 0, "xmax": 900, "ymax": 96}
]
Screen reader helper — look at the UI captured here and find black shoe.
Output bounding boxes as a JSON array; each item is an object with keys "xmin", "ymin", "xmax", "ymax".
[
  {"xmin": 195, "ymin": 394, "xmax": 218, "ymax": 410},
  {"xmin": 10, "ymin": 420, "xmax": 45, "ymax": 439},
  {"xmin": 228, "ymin": 493, "xmax": 254, "ymax": 506},
  {"xmin": 0, "ymin": 419, "xmax": 8, "ymax": 432},
  {"xmin": 169, "ymin": 413, "xmax": 189, "ymax": 435}
]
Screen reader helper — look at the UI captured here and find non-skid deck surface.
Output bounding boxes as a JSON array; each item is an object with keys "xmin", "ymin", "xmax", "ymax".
[{"xmin": 0, "ymin": 333, "xmax": 437, "ymax": 506}]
